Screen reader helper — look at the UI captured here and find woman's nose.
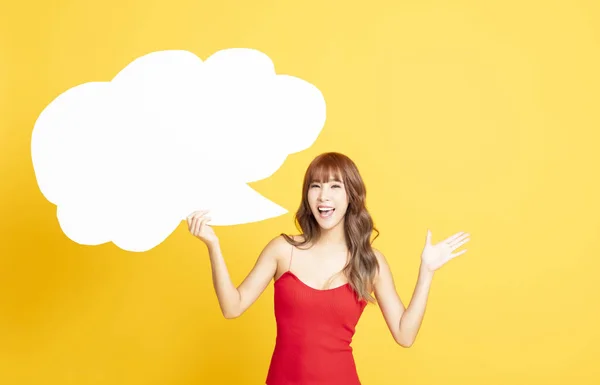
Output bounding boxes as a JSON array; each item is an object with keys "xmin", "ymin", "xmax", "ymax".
[{"xmin": 318, "ymin": 187, "xmax": 329, "ymax": 200}]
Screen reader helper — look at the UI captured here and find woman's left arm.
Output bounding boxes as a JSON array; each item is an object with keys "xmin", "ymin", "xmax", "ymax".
[{"xmin": 373, "ymin": 230, "xmax": 470, "ymax": 347}]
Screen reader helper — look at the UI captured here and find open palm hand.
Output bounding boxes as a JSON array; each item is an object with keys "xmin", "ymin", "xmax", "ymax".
[{"xmin": 421, "ymin": 230, "xmax": 470, "ymax": 272}]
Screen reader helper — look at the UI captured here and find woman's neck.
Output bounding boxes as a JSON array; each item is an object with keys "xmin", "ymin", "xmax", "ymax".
[{"xmin": 316, "ymin": 221, "xmax": 346, "ymax": 247}]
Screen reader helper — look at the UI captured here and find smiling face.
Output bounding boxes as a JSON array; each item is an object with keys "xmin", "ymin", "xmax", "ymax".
[{"xmin": 307, "ymin": 175, "xmax": 349, "ymax": 231}]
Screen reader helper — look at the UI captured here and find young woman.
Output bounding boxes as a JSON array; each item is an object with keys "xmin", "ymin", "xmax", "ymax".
[{"xmin": 187, "ymin": 152, "xmax": 470, "ymax": 385}]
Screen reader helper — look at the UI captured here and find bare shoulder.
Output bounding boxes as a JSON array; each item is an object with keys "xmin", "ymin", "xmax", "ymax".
[
  {"xmin": 262, "ymin": 234, "xmax": 290, "ymax": 255},
  {"xmin": 260, "ymin": 233, "xmax": 301, "ymax": 262},
  {"xmin": 372, "ymin": 247, "xmax": 388, "ymax": 265},
  {"xmin": 372, "ymin": 247, "xmax": 392, "ymax": 283},
  {"xmin": 261, "ymin": 234, "xmax": 305, "ymax": 278}
]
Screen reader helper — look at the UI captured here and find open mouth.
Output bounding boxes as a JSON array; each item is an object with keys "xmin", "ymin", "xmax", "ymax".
[{"xmin": 317, "ymin": 206, "xmax": 335, "ymax": 218}]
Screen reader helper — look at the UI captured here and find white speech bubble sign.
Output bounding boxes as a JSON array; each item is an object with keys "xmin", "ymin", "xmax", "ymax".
[{"xmin": 31, "ymin": 48, "xmax": 326, "ymax": 252}]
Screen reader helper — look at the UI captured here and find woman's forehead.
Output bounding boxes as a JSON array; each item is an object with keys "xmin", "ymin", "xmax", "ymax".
[{"xmin": 310, "ymin": 176, "xmax": 344, "ymax": 184}]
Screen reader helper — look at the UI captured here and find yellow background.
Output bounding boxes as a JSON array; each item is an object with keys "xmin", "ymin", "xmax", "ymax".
[{"xmin": 1, "ymin": 0, "xmax": 599, "ymax": 384}]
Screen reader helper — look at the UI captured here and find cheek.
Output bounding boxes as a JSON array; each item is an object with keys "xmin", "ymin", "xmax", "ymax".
[
  {"xmin": 335, "ymin": 195, "xmax": 349, "ymax": 211},
  {"xmin": 338, "ymin": 191, "xmax": 349, "ymax": 204},
  {"xmin": 306, "ymin": 190, "xmax": 318, "ymax": 205}
]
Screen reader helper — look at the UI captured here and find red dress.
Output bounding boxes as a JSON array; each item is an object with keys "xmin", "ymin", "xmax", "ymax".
[{"xmin": 265, "ymin": 260, "xmax": 367, "ymax": 385}]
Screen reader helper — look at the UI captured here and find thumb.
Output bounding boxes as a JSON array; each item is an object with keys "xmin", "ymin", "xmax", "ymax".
[{"xmin": 426, "ymin": 229, "xmax": 432, "ymax": 245}]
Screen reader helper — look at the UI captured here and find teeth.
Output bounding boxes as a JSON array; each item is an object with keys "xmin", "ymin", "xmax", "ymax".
[{"xmin": 318, "ymin": 207, "xmax": 334, "ymax": 212}]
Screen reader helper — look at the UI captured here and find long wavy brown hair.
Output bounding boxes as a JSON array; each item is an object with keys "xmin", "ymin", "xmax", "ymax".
[{"xmin": 282, "ymin": 152, "xmax": 380, "ymax": 303}]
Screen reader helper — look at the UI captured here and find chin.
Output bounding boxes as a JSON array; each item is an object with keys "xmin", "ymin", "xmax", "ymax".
[{"xmin": 314, "ymin": 216, "xmax": 344, "ymax": 231}]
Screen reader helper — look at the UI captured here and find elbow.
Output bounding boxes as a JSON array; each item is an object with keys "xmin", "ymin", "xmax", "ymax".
[
  {"xmin": 221, "ymin": 296, "xmax": 243, "ymax": 319},
  {"xmin": 395, "ymin": 317, "xmax": 416, "ymax": 347},
  {"xmin": 395, "ymin": 334, "xmax": 415, "ymax": 348},
  {"xmin": 222, "ymin": 309, "xmax": 241, "ymax": 319},
  {"xmin": 221, "ymin": 304, "xmax": 243, "ymax": 319}
]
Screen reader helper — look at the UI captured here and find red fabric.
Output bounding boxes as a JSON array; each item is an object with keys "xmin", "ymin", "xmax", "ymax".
[{"xmin": 266, "ymin": 270, "xmax": 367, "ymax": 385}]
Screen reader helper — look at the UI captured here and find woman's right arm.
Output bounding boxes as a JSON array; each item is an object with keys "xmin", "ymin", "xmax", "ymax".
[{"xmin": 187, "ymin": 210, "xmax": 285, "ymax": 319}]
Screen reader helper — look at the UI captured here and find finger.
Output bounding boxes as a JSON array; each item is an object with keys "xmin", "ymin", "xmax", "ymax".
[
  {"xmin": 199, "ymin": 216, "xmax": 213, "ymax": 233},
  {"xmin": 425, "ymin": 229, "xmax": 432, "ymax": 245},
  {"xmin": 443, "ymin": 231, "xmax": 467, "ymax": 244},
  {"xmin": 446, "ymin": 234, "xmax": 469, "ymax": 248},
  {"xmin": 450, "ymin": 238, "xmax": 470, "ymax": 250},
  {"xmin": 191, "ymin": 211, "xmax": 209, "ymax": 229},
  {"xmin": 187, "ymin": 213, "xmax": 197, "ymax": 229},
  {"xmin": 199, "ymin": 217, "xmax": 208, "ymax": 235},
  {"xmin": 198, "ymin": 210, "xmax": 209, "ymax": 217},
  {"xmin": 188, "ymin": 215, "xmax": 198, "ymax": 232},
  {"xmin": 197, "ymin": 211, "xmax": 210, "ymax": 222},
  {"xmin": 449, "ymin": 249, "xmax": 467, "ymax": 260},
  {"xmin": 187, "ymin": 213, "xmax": 201, "ymax": 228},
  {"xmin": 193, "ymin": 216, "xmax": 203, "ymax": 236},
  {"xmin": 187, "ymin": 210, "xmax": 209, "ymax": 221},
  {"xmin": 199, "ymin": 216, "xmax": 210, "ymax": 234},
  {"xmin": 191, "ymin": 211, "xmax": 207, "ymax": 221}
]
